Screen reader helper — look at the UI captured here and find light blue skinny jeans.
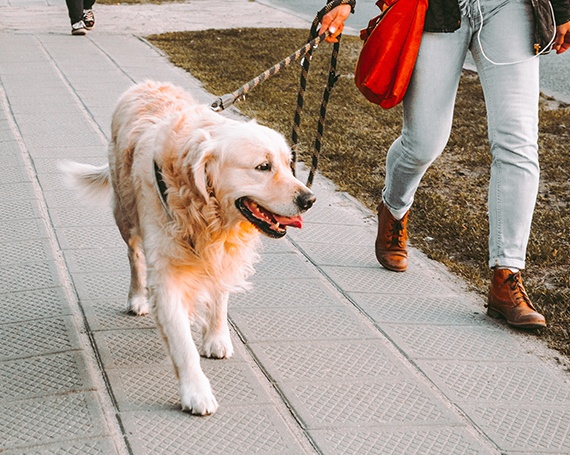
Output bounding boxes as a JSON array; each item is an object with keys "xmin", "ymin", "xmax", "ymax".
[{"xmin": 382, "ymin": 0, "xmax": 540, "ymax": 270}]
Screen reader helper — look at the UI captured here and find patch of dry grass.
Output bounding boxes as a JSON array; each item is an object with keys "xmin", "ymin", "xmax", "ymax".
[{"xmin": 148, "ymin": 28, "xmax": 570, "ymax": 357}]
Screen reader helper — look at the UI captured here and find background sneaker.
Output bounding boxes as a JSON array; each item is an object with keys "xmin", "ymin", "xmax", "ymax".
[
  {"xmin": 82, "ymin": 9, "xmax": 95, "ymax": 30},
  {"xmin": 71, "ymin": 20, "xmax": 87, "ymax": 35}
]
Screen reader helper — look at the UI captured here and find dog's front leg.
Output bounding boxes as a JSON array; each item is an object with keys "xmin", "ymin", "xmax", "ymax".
[
  {"xmin": 201, "ymin": 291, "xmax": 233, "ymax": 359},
  {"xmin": 151, "ymin": 281, "xmax": 218, "ymax": 415}
]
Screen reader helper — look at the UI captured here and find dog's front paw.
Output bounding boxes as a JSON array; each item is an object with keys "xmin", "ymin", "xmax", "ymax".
[
  {"xmin": 127, "ymin": 295, "xmax": 149, "ymax": 316},
  {"xmin": 200, "ymin": 333, "xmax": 234, "ymax": 359},
  {"xmin": 180, "ymin": 379, "xmax": 219, "ymax": 416}
]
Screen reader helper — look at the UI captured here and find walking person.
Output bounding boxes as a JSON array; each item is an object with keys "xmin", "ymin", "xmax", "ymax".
[
  {"xmin": 320, "ymin": 0, "xmax": 570, "ymax": 329},
  {"xmin": 66, "ymin": 0, "xmax": 96, "ymax": 35}
]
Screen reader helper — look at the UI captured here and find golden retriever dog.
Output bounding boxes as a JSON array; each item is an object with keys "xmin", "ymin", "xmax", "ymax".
[{"xmin": 61, "ymin": 81, "xmax": 315, "ymax": 415}]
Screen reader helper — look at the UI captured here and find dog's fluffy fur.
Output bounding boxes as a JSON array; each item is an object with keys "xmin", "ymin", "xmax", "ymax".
[{"xmin": 61, "ymin": 81, "xmax": 315, "ymax": 415}]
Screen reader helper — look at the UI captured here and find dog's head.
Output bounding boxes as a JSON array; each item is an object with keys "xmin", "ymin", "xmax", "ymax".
[{"xmin": 191, "ymin": 119, "xmax": 315, "ymax": 238}]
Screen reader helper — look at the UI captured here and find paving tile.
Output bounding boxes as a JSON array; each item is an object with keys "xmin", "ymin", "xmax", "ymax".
[
  {"xmin": 71, "ymin": 271, "xmax": 129, "ymax": 300},
  {"xmin": 382, "ymin": 325, "xmax": 530, "ymax": 361},
  {"xmin": 0, "ymin": 287, "xmax": 71, "ymax": 324},
  {"xmin": 249, "ymin": 339, "xmax": 407, "ymax": 383},
  {"xmin": 94, "ymin": 329, "xmax": 171, "ymax": 369},
  {"xmin": 321, "ymin": 265, "xmax": 457, "ymax": 295},
  {"xmin": 64, "ymin": 248, "xmax": 128, "ymax": 274},
  {"xmin": 55, "ymin": 226, "xmax": 123, "ymax": 250},
  {"xmin": 288, "ymin": 222, "xmax": 375, "ymax": 246},
  {"xmin": 0, "ymin": 182, "xmax": 37, "ymax": 200},
  {"xmin": 49, "ymin": 206, "xmax": 115, "ymax": 228},
  {"xmin": 230, "ymin": 277, "xmax": 344, "ymax": 309},
  {"xmin": 0, "ymin": 351, "xmax": 94, "ymax": 402},
  {"xmin": 0, "ymin": 261, "xmax": 59, "ymax": 294},
  {"xmin": 122, "ymin": 405, "xmax": 307, "ymax": 455},
  {"xmin": 0, "ymin": 316, "xmax": 82, "ymax": 361},
  {"xmin": 0, "ymin": 218, "xmax": 48, "ymax": 243},
  {"xmin": 310, "ymin": 426, "xmax": 493, "ymax": 455},
  {"xmin": 230, "ymin": 306, "xmax": 375, "ymax": 342},
  {"xmin": 82, "ymin": 298, "xmax": 156, "ymax": 331},
  {"xmin": 296, "ymin": 242, "xmax": 379, "ymax": 267},
  {"xmin": 2, "ymin": 437, "xmax": 120, "ymax": 455},
  {"xmin": 418, "ymin": 360, "xmax": 570, "ymax": 405},
  {"xmin": 463, "ymin": 404, "xmax": 570, "ymax": 453},
  {"xmin": 0, "ymin": 392, "xmax": 110, "ymax": 451},
  {"xmin": 349, "ymin": 293, "xmax": 488, "ymax": 325},
  {"xmin": 107, "ymin": 360, "xmax": 271, "ymax": 412},
  {"xmin": 0, "ymin": 198, "xmax": 41, "ymax": 220},
  {"xmin": 0, "ymin": 238, "xmax": 53, "ymax": 267},
  {"xmin": 280, "ymin": 379, "xmax": 460, "ymax": 429},
  {"xmin": 253, "ymin": 252, "xmax": 318, "ymax": 280}
]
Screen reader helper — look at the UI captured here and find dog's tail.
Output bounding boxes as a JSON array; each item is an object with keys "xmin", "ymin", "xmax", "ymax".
[{"xmin": 58, "ymin": 160, "xmax": 113, "ymax": 206}]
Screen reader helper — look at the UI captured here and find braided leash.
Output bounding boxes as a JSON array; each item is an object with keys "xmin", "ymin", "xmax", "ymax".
[{"xmin": 210, "ymin": 0, "xmax": 356, "ymax": 187}]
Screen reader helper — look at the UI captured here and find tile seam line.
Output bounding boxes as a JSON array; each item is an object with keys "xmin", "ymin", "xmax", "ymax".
[
  {"xmin": 287, "ymin": 236, "xmax": 503, "ymax": 453},
  {"xmin": 0, "ymin": 36, "xmax": 131, "ymax": 455},
  {"xmin": 228, "ymin": 316, "xmax": 323, "ymax": 455}
]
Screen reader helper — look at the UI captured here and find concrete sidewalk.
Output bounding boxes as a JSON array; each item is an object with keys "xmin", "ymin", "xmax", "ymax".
[{"xmin": 1, "ymin": 1, "xmax": 569, "ymax": 454}]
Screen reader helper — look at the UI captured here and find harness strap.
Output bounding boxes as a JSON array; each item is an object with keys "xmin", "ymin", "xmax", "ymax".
[{"xmin": 153, "ymin": 160, "xmax": 171, "ymax": 215}]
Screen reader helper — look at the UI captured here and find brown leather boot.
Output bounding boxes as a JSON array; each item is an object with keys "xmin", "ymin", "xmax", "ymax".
[
  {"xmin": 375, "ymin": 201, "xmax": 409, "ymax": 272},
  {"xmin": 487, "ymin": 268, "xmax": 546, "ymax": 329}
]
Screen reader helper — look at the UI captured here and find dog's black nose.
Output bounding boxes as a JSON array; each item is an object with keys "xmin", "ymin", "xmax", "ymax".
[{"xmin": 296, "ymin": 191, "xmax": 316, "ymax": 212}]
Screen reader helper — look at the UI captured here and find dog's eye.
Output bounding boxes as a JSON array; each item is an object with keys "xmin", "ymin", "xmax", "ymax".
[{"xmin": 255, "ymin": 162, "xmax": 272, "ymax": 172}]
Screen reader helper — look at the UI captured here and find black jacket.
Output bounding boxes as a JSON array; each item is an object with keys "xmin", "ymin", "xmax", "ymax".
[{"xmin": 424, "ymin": 0, "xmax": 570, "ymax": 52}]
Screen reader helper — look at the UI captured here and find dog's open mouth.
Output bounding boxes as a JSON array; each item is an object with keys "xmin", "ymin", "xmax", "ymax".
[{"xmin": 235, "ymin": 197, "xmax": 303, "ymax": 238}]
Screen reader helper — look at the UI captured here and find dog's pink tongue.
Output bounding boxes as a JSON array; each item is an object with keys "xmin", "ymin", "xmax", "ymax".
[{"xmin": 274, "ymin": 214, "xmax": 304, "ymax": 229}]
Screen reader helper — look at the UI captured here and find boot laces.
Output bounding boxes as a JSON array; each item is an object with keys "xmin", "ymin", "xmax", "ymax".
[
  {"xmin": 386, "ymin": 218, "xmax": 406, "ymax": 248},
  {"xmin": 504, "ymin": 272, "xmax": 535, "ymax": 309}
]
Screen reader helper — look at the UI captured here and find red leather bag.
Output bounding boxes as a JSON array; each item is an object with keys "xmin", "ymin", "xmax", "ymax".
[{"xmin": 354, "ymin": 0, "xmax": 428, "ymax": 109}]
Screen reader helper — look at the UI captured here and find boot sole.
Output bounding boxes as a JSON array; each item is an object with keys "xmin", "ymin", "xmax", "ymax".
[{"xmin": 487, "ymin": 307, "xmax": 546, "ymax": 329}]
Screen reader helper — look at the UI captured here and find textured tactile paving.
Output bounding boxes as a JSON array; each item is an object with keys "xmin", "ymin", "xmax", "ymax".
[
  {"xmin": 49, "ymin": 206, "xmax": 114, "ymax": 228},
  {"xmin": 464, "ymin": 405, "xmax": 570, "ymax": 453},
  {"xmin": 230, "ymin": 306, "xmax": 374, "ymax": 342},
  {"xmin": 383, "ymin": 325, "xmax": 529, "ymax": 361},
  {"xmin": 310, "ymin": 426, "xmax": 490, "ymax": 455},
  {"xmin": 123, "ymin": 406, "xmax": 306, "ymax": 454},
  {"xmin": 108, "ymin": 360, "xmax": 269, "ymax": 411},
  {"xmin": 281, "ymin": 379, "xmax": 458, "ymax": 428},
  {"xmin": 231, "ymin": 278, "xmax": 343, "ymax": 309},
  {"xmin": 253, "ymin": 252, "xmax": 318, "ymax": 280},
  {"xmin": 94, "ymin": 329, "xmax": 171, "ymax": 369},
  {"xmin": 349, "ymin": 294, "xmax": 487, "ymax": 325},
  {"xmin": 0, "ymin": 316, "xmax": 81, "ymax": 361},
  {"xmin": 249, "ymin": 339, "xmax": 406, "ymax": 382},
  {"xmin": 0, "ymin": 182, "xmax": 37, "ymax": 201},
  {"xmin": 0, "ymin": 351, "xmax": 93, "ymax": 401},
  {"xmin": 55, "ymin": 226, "xmax": 123, "ymax": 250},
  {"xmin": 322, "ymin": 266, "xmax": 456, "ymax": 295},
  {"xmin": 296, "ymin": 242, "xmax": 379, "ymax": 267},
  {"xmin": 1, "ymin": 437, "xmax": 119, "ymax": 455},
  {"xmin": 0, "ymin": 261, "xmax": 59, "ymax": 294},
  {"xmin": 0, "ymin": 238, "xmax": 52, "ymax": 267},
  {"xmin": 64, "ymin": 248, "xmax": 128, "ymax": 274},
  {"xmin": 0, "ymin": 218, "xmax": 47, "ymax": 243},
  {"xmin": 418, "ymin": 360, "xmax": 570, "ymax": 404},
  {"xmin": 0, "ymin": 287, "xmax": 70, "ymax": 324},
  {"xmin": 82, "ymin": 299, "xmax": 156, "ymax": 331},
  {"xmin": 0, "ymin": 393, "xmax": 109, "ymax": 451},
  {"xmin": 0, "ymin": 199, "xmax": 38, "ymax": 220},
  {"xmin": 71, "ymin": 272, "xmax": 130, "ymax": 300},
  {"xmin": 288, "ymin": 223, "xmax": 375, "ymax": 246}
]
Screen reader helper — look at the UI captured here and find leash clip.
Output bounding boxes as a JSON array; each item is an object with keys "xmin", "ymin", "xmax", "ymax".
[{"xmin": 211, "ymin": 93, "xmax": 237, "ymax": 112}]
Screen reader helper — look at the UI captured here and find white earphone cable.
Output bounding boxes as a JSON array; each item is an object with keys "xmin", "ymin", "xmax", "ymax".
[{"xmin": 476, "ymin": 0, "xmax": 557, "ymax": 65}]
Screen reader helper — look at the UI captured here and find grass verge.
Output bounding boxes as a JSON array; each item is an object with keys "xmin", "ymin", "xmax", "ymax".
[{"xmin": 148, "ymin": 28, "xmax": 570, "ymax": 359}]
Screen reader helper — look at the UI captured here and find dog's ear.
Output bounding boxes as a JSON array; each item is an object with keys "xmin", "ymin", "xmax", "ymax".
[{"xmin": 192, "ymin": 142, "xmax": 214, "ymax": 202}]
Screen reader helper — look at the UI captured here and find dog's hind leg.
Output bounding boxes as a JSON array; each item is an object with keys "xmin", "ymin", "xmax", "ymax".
[
  {"xmin": 152, "ymin": 279, "xmax": 218, "ymax": 415},
  {"xmin": 126, "ymin": 236, "xmax": 148, "ymax": 315},
  {"xmin": 200, "ymin": 291, "xmax": 233, "ymax": 359}
]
